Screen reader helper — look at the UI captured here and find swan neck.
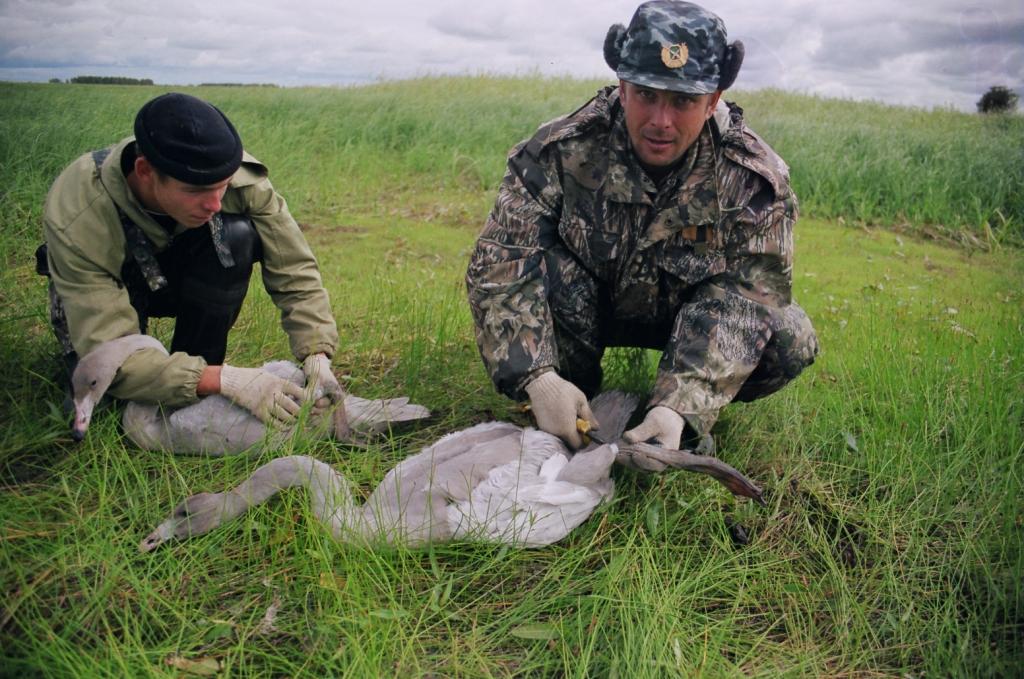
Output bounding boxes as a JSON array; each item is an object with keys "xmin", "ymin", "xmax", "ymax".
[{"xmin": 232, "ymin": 456, "xmax": 378, "ymax": 541}]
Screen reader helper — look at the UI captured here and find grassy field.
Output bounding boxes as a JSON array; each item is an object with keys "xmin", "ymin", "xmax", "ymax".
[{"xmin": 1, "ymin": 79, "xmax": 1021, "ymax": 677}]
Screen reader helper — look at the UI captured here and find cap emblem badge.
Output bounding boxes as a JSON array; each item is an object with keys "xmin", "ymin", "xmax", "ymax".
[{"xmin": 660, "ymin": 42, "xmax": 688, "ymax": 69}]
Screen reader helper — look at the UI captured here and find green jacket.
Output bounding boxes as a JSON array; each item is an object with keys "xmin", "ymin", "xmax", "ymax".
[
  {"xmin": 467, "ymin": 87, "xmax": 799, "ymax": 432},
  {"xmin": 43, "ymin": 137, "xmax": 339, "ymax": 406}
]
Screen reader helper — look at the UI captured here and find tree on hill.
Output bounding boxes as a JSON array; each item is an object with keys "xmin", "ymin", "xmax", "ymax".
[{"xmin": 976, "ymin": 86, "xmax": 1018, "ymax": 114}]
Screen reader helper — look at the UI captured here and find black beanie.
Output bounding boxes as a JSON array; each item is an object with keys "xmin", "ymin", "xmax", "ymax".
[{"xmin": 133, "ymin": 92, "xmax": 243, "ymax": 185}]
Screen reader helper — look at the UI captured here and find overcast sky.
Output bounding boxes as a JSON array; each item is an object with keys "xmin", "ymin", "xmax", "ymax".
[{"xmin": 1, "ymin": 0, "xmax": 1020, "ymax": 112}]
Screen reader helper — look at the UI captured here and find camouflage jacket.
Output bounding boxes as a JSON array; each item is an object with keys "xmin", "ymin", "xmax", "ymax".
[
  {"xmin": 466, "ymin": 86, "xmax": 797, "ymax": 432},
  {"xmin": 43, "ymin": 137, "xmax": 339, "ymax": 407}
]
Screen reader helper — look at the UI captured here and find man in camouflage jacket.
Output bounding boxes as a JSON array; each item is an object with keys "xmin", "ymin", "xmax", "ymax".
[
  {"xmin": 467, "ymin": 1, "xmax": 818, "ymax": 450},
  {"xmin": 40, "ymin": 93, "xmax": 342, "ymax": 428}
]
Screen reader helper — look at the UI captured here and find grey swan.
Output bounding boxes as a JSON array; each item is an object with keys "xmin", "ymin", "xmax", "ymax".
[
  {"xmin": 140, "ymin": 391, "xmax": 640, "ymax": 551},
  {"xmin": 139, "ymin": 390, "xmax": 768, "ymax": 551},
  {"xmin": 70, "ymin": 334, "xmax": 430, "ymax": 455}
]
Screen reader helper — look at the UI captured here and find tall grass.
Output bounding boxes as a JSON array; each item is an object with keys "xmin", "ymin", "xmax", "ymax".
[
  {"xmin": 1, "ymin": 78, "xmax": 1021, "ymax": 260},
  {"xmin": 737, "ymin": 89, "xmax": 1024, "ymax": 245},
  {"xmin": 1, "ymin": 79, "xmax": 1022, "ymax": 677}
]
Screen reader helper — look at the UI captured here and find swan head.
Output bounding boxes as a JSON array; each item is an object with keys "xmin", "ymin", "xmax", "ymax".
[
  {"xmin": 70, "ymin": 358, "xmax": 116, "ymax": 441},
  {"xmin": 139, "ymin": 492, "xmax": 233, "ymax": 552},
  {"xmin": 70, "ymin": 334, "xmax": 166, "ymax": 440}
]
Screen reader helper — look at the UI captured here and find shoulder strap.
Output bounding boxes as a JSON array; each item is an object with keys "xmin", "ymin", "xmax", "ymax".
[
  {"xmin": 208, "ymin": 214, "xmax": 236, "ymax": 268},
  {"xmin": 92, "ymin": 147, "xmax": 167, "ymax": 292},
  {"xmin": 91, "ymin": 148, "xmax": 112, "ymax": 169}
]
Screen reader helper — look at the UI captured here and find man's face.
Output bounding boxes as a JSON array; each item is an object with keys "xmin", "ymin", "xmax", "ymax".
[
  {"xmin": 150, "ymin": 173, "xmax": 231, "ymax": 228},
  {"xmin": 619, "ymin": 80, "xmax": 722, "ymax": 168}
]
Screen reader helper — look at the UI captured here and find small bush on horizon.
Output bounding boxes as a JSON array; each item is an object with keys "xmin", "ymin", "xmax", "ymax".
[{"xmin": 977, "ymin": 85, "xmax": 1019, "ymax": 114}]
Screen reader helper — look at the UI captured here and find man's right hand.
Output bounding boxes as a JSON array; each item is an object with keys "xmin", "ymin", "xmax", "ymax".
[
  {"xmin": 524, "ymin": 371, "xmax": 599, "ymax": 449},
  {"xmin": 219, "ymin": 365, "xmax": 305, "ymax": 427}
]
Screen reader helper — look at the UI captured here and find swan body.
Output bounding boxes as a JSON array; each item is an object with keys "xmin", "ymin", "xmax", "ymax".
[
  {"xmin": 141, "ymin": 391, "xmax": 639, "ymax": 551},
  {"xmin": 70, "ymin": 335, "xmax": 430, "ymax": 455}
]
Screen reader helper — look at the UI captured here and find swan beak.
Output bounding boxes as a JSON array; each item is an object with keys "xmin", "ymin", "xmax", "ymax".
[
  {"xmin": 71, "ymin": 394, "xmax": 95, "ymax": 441},
  {"xmin": 138, "ymin": 519, "xmax": 176, "ymax": 553}
]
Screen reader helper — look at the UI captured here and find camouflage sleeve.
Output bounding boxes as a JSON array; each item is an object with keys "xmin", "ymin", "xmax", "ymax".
[
  {"xmin": 465, "ymin": 140, "xmax": 563, "ymax": 399},
  {"xmin": 650, "ymin": 174, "xmax": 796, "ymax": 434}
]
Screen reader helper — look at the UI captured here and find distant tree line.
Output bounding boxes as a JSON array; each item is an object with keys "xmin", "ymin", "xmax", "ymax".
[
  {"xmin": 47, "ymin": 77, "xmax": 280, "ymax": 88},
  {"xmin": 50, "ymin": 76, "xmax": 155, "ymax": 85}
]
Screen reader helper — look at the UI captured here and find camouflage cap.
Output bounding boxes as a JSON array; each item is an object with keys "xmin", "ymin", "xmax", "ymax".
[{"xmin": 604, "ymin": 0, "xmax": 739, "ymax": 94}]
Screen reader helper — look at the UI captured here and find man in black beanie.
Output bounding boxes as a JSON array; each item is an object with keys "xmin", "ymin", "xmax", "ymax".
[
  {"xmin": 467, "ymin": 1, "xmax": 818, "ymax": 452},
  {"xmin": 39, "ymin": 92, "xmax": 341, "ymax": 428}
]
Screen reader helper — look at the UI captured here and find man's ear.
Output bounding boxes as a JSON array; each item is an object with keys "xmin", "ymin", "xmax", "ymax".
[
  {"xmin": 134, "ymin": 155, "xmax": 155, "ymax": 181},
  {"xmin": 705, "ymin": 90, "xmax": 723, "ymax": 119}
]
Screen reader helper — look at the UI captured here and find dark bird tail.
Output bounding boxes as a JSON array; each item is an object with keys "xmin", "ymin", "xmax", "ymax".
[{"xmin": 587, "ymin": 390, "xmax": 640, "ymax": 444}]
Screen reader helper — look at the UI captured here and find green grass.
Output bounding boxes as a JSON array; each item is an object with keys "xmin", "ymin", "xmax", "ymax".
[
  {"xmin": 733, "ymin": 90, "xmax": 1024, "ymax": 245},
  {"xmin": 1, "ymin": 79, "xmax": 1022, "ymax": 677}
]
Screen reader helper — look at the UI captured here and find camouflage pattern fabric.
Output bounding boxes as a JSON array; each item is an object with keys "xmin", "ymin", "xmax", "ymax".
[
  {"xmin": 120, "ymin": 214, "xmax": 168, "ymax": 292},
  {"xmin": 466, "ymin": 86, "xmax": 817, "ymax": 435},
  {"xmin": 47, "ymin": 279, "xmax": 76, "ymax": 363},
  {"xmin": 208, "ymin": 213, "xmax": 237, "ymax": 268}
]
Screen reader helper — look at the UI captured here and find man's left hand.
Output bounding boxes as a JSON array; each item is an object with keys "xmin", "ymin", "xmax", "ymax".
[
  {"xmin": 623, "ymin": 406, "xmax": 684, "ymax": 450},
  {"xmin": 302, "ymin": 353, "xmax": 344, "ymax": 411}
]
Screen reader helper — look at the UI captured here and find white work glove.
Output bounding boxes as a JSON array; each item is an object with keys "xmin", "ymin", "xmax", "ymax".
[
  {"xmin": 524, "ymin": 371, "xmax": 598, "ymax": 450},
  {"xmin": 220, "ymin": 365, "xmax": 305, "ymax": 427},
  {"xmin": 302, "ymin": 353, "xmax": 345, "ymax": 410},
  {"xmin": 623, "ymin": 406, "xmax": 685, "ymax": 450}
]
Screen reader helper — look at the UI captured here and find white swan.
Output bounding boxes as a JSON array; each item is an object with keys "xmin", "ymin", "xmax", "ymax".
[
  {"xmin": 140, "ymin": 391, "xmax": 639, "ymax": 550},
  {"xmin": 70, "ymin": 334, "xmax": 430, "ymax": 455}
]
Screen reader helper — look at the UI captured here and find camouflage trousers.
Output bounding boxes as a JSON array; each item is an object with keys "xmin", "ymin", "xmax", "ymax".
[
  {"xmin": 40, "ymin": 214, "xmax": 260, "ymax": 374},
  {"xmin": 544, "ymin": 245, "xmax": 819, "ymax": 404}
]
